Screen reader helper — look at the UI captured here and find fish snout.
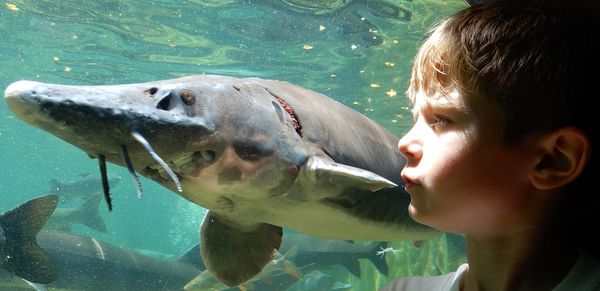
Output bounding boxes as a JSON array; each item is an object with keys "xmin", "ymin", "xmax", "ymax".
[{"xmin": 4, "ymin": 80, "xmax": 43, "ymax": 99}]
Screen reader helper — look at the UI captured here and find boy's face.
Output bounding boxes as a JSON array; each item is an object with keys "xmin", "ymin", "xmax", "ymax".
[{"xmin": 398, "ymin": 88, "xmax": 540, "ymax": 237}]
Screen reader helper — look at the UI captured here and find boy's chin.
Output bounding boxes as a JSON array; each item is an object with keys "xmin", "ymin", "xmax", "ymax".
[
  {"xmin": 408, "ymin": 203, "xmax": 441, "ymax": 230},
  {"xmin": 408, "ymin": 204, "xmax": 427, "ymax": 223}
]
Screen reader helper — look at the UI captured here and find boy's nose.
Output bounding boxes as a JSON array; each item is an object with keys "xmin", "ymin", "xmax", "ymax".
[{"xmin": 398, "ymin": 129, "xmax": 423, "ymax": 162}]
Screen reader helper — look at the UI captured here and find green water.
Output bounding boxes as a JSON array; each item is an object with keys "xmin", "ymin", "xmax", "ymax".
[{"xmin": 1, "ymin": 0, "xmax": 467, "ymax": 290}]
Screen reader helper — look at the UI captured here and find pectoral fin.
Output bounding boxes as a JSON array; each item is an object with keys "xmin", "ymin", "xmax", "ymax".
[
  {"xmin": 300, "ymin": 155, "xmax": 397, "ymax": 194},
  {"xmin": 200, "ymin": 211, "xmax": 282, "ymax": 287}
]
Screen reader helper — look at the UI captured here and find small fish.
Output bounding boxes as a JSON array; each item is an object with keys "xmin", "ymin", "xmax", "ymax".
[
  {"xmin": 48, "ymin": 173, "xmax": 121, "ymax": 205},
  {"xmin": 44, "ymin": 194, "xmax": 107, "ymax": 233},
  {"xmin": 0, "ymin": 195, "xmax": 201, "ymax": 290}
]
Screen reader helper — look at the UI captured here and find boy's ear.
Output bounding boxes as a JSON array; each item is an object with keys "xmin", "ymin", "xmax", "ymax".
[{"xmin": 530, "ymin": 127, "xmax": 590, "ymax": 190}]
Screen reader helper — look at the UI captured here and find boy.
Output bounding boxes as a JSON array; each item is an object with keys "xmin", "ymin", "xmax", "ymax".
[{"xmin": 382, "ymin": 1, "xmax": 600, "ymax": 290}]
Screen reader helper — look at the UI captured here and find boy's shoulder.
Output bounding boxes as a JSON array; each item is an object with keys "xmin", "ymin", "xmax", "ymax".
[
  {"xmin": 379, "ymin": 251, "xmax": 600, "ymax": 291},
  {"xmin": 554, "ymin": 250, "xmax": 600, "ymax": 291},
  {"xmin": 379, "ymin": 264, "xmax": 468, "ymax": 291}
]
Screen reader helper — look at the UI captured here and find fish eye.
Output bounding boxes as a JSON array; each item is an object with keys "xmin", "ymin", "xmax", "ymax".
[{"xmin": 179, "ymin": 89, "xmax": 196, "ymax": 106}]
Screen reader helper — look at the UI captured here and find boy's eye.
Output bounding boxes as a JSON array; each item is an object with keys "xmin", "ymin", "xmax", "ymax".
[{"xmin": 429, "ymin": 114, "xmax": 450, "ymax": 130}]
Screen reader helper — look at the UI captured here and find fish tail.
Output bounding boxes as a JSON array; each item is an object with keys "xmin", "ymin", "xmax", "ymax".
[{"xmin": 77, "ymin": 194, "xmax": 107, "ymax": 232}]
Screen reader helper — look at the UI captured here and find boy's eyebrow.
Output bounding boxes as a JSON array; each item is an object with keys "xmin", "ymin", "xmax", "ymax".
[
  {"xmin": 431, "ymin": 99, "xmax": 459, "ymax": 110},
  {"xmin": 410, "ymin": 92, "xmax": 465, "ymax": 118},
  {"xmin": 409, "ymin": 97, "xmax": 434, "ymax": 121}
]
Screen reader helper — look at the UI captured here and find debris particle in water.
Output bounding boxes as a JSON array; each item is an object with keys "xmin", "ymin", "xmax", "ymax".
[
  {"xmin": 386, "ymin": 89, "xmax": 397, "ymax": 98},
  {"xmin": 6, "ymin": 3, "xmax": 19, "ymax": 11}
]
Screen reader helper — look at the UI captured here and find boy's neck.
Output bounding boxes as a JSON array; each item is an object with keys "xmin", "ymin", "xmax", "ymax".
[{"xmin": 462, "ymin": 228, "xmax": 577, "ymax": 291}]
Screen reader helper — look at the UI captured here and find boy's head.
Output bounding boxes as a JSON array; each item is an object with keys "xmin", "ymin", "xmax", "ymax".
[
  {"xmin": 410, "ymin": 0, "xmax": 599, "ymax": 145},
  {"xmin": 407, "ymin": 0, "xmax": 599, "ymax": 252}
]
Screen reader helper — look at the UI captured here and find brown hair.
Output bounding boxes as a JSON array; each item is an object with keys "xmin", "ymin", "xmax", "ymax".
[{"xmin": 409, "ymin": 0, "xmax": 600, "ymax": 256}]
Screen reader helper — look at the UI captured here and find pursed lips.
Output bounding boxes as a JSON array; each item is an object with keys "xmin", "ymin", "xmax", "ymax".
[{"xmin": 401, "ymin": 170, "xmax": 418, "ymax": 190}]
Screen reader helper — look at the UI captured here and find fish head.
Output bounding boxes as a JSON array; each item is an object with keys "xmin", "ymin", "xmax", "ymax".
[{"xmin": 4, "ymin": 75, "xmax": 308, "ymax": 207}]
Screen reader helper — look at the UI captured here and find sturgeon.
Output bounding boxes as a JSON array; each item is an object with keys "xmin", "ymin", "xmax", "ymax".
[
  {"xmin": 4, "ymin": 75, "xmax": 437, "ymax": 286},
  {"xmin": 0, "ymin": 195, "xmax": 202, "ymax": 290}
]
